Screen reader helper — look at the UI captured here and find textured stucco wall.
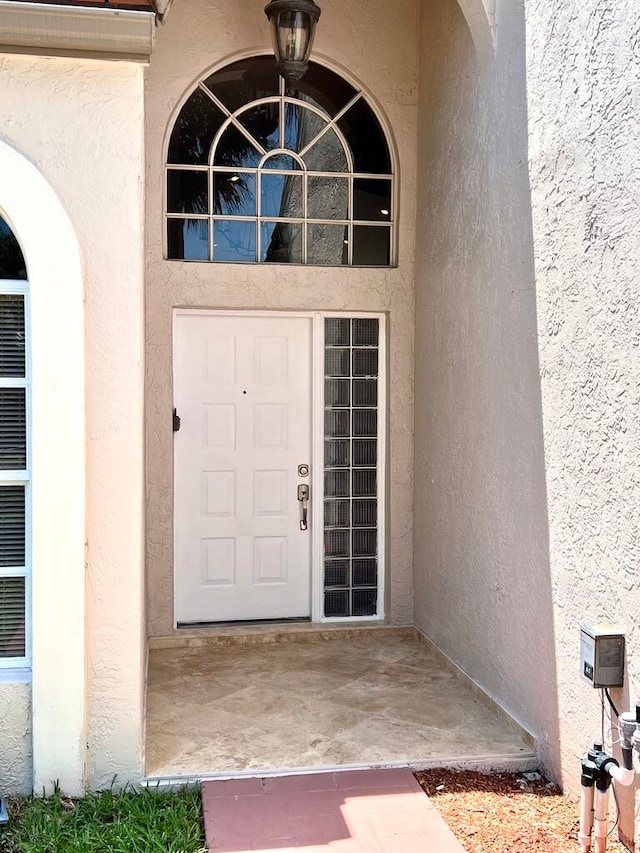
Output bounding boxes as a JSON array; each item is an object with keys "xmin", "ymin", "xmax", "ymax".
[
  {"xmin": 145, "ymin": 0, "xmax": 419, "ymax": 636},
  {"xmin": 414, "ymin": 0, "xmax": 561, "ymax": 779},
  {"xmin": 525, "ymin": 0, "xmax": 640, "ymax": 810},
  {"xmin": 0, "ymin": 54, "xmax": 146, "ymax": 791},
  {"xmin": 0, "ymin": 684, "xmax": 31, "ymax": 794}
]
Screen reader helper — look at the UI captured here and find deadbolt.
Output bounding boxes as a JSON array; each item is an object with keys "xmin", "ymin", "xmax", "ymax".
[{"xmin": 298, "ymin": 464, "xmax": 310, "ymax": 477}]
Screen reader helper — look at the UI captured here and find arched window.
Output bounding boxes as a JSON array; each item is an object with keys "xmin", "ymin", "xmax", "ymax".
[
  {"xmin": 166, "ymin": 57, "xmax": 395, "ymax": 266},
  {"xmin": 0, "ymin": 214, "xmax": 29, "ymax": 667}
]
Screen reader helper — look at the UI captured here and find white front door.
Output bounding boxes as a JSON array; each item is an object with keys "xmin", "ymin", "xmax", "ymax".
[{"xmin": 174, "ymin": 313, "xmax": 312, "ymax": 624}]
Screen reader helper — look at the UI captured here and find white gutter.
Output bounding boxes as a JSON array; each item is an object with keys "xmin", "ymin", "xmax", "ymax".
[{"xmin": 0, "ymin": 1, "xmax": 155, "ymax": 61}]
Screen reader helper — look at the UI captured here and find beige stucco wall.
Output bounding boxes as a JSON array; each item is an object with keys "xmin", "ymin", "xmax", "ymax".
[
  {"xmin": 415, "ymin": 0, "xmax": 640, "ymax": 817},
  {"xmin": 145, "ymin": 0, "xmax": 419, "ymax": 636},
  {"xmin": 413, "ymin": 0, "xmax": 560, "ymax": 779},
  {"xmin": 0, "ymin": 683, "xmax": 31, "ymax": 794},
  {"xmin": 0, "ymin": 54, "xmax": 146, "ymax": 792}
]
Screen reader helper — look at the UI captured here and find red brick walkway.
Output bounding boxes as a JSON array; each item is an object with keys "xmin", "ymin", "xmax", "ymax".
[{"xmin": 202, "ymin": 768, "xmax": 466, "ymax": 852}]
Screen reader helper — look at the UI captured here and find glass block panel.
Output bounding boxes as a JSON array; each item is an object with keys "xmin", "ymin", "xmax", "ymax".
[
  {"xmin": 0, "ymin": 388, "xmax": 26, "ymax": 470},
  {"xmin": 167, "ymin": 219, "xmax": 209, "ymax": 261},
  {"xmin": 353, "ymin": 559, "xmax": 377, "ymax": 587},
  {"xmin": 325, "ymin": 560, "xmax": 349, "ymax": 588},
  {"xmin": 354, "ymin": 179, "xmax": 392, "ymax": 222},
  {"xmin": 213, "ymin": 172, "xmax": 256, "ymax": 216},
  {"xmin": 238, "ymin": 103, "xmax": 280, "ymax": 152},
  {"xmin": 324, "ymin": 411, "xmax": 350, "ymax": 438},
  {"xmin": 0, "ymin": 576, "xmax": 25, "ymax": 658},
  {"xmin": 325, "ymin": 318, "xmax": 350, "ymax": 346},
  {"xmin": 352, "ymin": 380, "xmax": 377, "ymax": 407},
  {"xmin": 325, "ymin": 529, "xmax": 350, "ymax": 557},
  {"xmin": 0, "ymin": 486, "xmax": 25, "ymax": 567},
  {"xmin": 261, "ymin": 174, "xmax": 303, "ymax": 219},
  {"xmin": 325, "ymin": 500, "xmax": 350, "ymax": 528},
  {"xmin": 307, "ymin": 225, "xmax": 349, "ymax": 266},
  {"xmin": 0, "ymin": 296, "xmax": 25, "ymax": 378},
  {"xmin": 325, "ymin": 470, "xmax": 350, "ymax": 497},
  {"xmin": 308, "ymin": 176, "xmax": 349, "ymax": 220},
  {"xmin": 325, "ymin": 380, "xmax": 350, "ymax": 408},
  {"xmin": 325, "ymin": 349, "xmax": 350, "ymax": 377},
  {"xmin": 353, "ymin": 500, "xmax": 377, "ymax": 528},
  {"xmin": 353, "ymin": 226, "xmax": 391, "ymax": 266},
  {"xmin": 353, "ymin": 440, "xmax": 377, "ymax": 467},
  {"xmin": 353, "ymin": 349, "xmax": 379, "ymax": 377},
  {"xmin": 167, "ymin": 170, "xmax": 209, "ymax": 215},
  {"xmin": 353, "ymin": 410, "xmax": 377, "ymax": 437},
  {"xmin": 353, "ymin": 319, "xmax": 380, "ymax": 347},
  {"xmin": 353, "ymin": 469, "xmax": 377, "ymax": 497},
  {"xmin": 325, "ymin": 440, "xmax": 350, "ymax": 468},
  {"xmin": 213, "ymin": 220, "xmax": 256, "ymax": 263},
  {"xmin": 325, "ymin": 590, "xmax": 349, "ymax": 618},
  {"xmin": 353, "ymin": 529, "xmax": 376, "ymax": 557},
  {"xmin": 352, "ymin": 589, "xmax": 377, "ymax": 617},
  {"xmin": 261, "ymin": 222, "xmax": 303, "ymax": 263},
  {"xmin": 167, "ymin": 88, "xmax": 226, "ymax": 165}
]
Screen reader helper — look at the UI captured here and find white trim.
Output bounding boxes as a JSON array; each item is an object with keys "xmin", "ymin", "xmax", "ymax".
[
  {"xmin": 0, "ymin": 1, "xmax": 155, "ymax": 61},
  {"xmin": 172, "ymin": 308, "xmax": 386, "ymax": 626},
  {"xmin": 0, "ymin": 140, "xmax": 86, "ymax": 796}
]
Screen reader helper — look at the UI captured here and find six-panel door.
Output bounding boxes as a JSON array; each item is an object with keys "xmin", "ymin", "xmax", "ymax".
[{"xmin": 174, "ymin": 313, "xmax": 312, "ymax": 624}]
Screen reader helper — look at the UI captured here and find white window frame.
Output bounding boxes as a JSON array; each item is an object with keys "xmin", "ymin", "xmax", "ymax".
[{"xmin": 0, "ymin": 279, "xmax": 31, "ymax": 671}]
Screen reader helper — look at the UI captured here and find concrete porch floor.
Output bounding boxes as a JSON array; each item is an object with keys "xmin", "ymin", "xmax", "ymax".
[{"xmin": 145, "ymin": 629, "xmax": 535, "ymax": 780}]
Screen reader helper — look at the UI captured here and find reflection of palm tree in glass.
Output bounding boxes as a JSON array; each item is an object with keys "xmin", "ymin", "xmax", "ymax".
[{"xmin": 0, "ymin": 233, "xmax": 26, "ymax": 280}]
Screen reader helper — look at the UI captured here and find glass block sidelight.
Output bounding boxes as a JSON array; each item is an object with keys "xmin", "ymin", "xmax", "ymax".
[{"xmin": 323, "ymin": 318, "xmax": 379, "ymax": 618}]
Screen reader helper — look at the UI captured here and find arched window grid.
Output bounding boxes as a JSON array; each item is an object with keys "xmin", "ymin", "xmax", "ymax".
[{"xmin": 166, "ymin": 59, "xmax": 396, "ymax": 267}]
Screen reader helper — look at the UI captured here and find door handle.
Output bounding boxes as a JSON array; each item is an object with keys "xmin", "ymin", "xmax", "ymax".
[{"xmin": 297, "ymin": 484, "xmax": 310, "ymax": 531}]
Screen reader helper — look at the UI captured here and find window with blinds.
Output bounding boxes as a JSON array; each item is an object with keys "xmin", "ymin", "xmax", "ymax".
[
  {"xmin": 0, "ymin": 215, "xmax": 29, "ymax": 666},
  {"xmin": 323, "ymin": 318, "xmax": 380, "ymax": 618}
]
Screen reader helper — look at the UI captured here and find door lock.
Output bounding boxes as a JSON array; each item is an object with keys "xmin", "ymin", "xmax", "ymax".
[
  {"xmin": 297, "ymin": 483, "xmax": 310, "ymax": 531},
  {"xmin": 298, "ymin": 464, "xmax": 310, "ymax": 477}
]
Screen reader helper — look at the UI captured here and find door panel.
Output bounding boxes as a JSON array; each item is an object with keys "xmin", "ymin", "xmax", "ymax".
[{"xmin": 174, "ymin": 313, "xmax": 312, "ymax": 624}]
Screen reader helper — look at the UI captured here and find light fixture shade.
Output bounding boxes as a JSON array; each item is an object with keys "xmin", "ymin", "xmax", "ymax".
[{"xmin": 264, "ymin": 0, "xmax": 321, "ymax": 81}]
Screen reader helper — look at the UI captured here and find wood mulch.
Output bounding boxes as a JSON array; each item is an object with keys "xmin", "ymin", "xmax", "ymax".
[{"xmin": 415, "ymin": 769, "xmax": 629, "ymax": 853}]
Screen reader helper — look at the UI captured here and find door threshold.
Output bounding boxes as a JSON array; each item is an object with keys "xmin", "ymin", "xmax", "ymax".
[
  {"xmin": 149, "ymin": 622, "xmax": 411, "ymax": 650},
  {"xmin": 177, "ymin": 617, "xmax": 312, "ymax": 629}
]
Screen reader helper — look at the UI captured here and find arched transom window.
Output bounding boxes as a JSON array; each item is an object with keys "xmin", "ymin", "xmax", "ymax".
[{"xmin": 166, "ymin": 57, "xmax": 395, "ymax": 266}]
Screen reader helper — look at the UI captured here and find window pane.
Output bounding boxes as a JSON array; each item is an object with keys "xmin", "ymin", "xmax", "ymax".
[
  {"xmin": 354, "ymin": 179, "xmax": 392, "ymax": 222},
  {"xmin": 263, "ymin": 154, "xmax": 301, "ymax": 171},
  {"xmin": 167, "ymin": 89, "xmax": 226, "ymax": 165},
  {"xmin": 307, "ymin": 224, "xmax": 348, "ymax": 266},
  {"xmin": 0, "ymin": 486, "xmax": 25, "ymax": 567},
  {"xmin": 325, "ymin": 560, "xmax": 349, "ymax": 588},
  {"xmin": 308, "ymin": 177, "xmax": 348, "ymax": 220},
  {"xmin": 353, "ymin": 226, "xmax": 391, "ymax": 266},
  {"xmin": 260, "ymin": 222, "xmax": 302, "ymax": 263},
  {"xmin": 0, "ymin": 576, "xmax": 25, "ymax": 658},
  {"xmin": 0, "ymin": 296, "xmax": 25, "ymax": 378},
  {"xmin": 213, "ymin": 172, "xmax": 256, "ymax": 216},
  {"xmin": 303, "ymin": 128, "xmax": 349, "ymax": 172},
  {"xmin": 0, "ymin": 217, "xmax": 27, "ymax": 281},
  {"xmin": 325, "ymin": 348, "xmax": 350, "ymax": 377},
  {"xmin": 325, "ymin": 589, "xmax": 349, "ymax": 618},
  {"xmin": 214, "ymin": 125, "xmax": 262, "ymax": 168},
  {"xmin": 238, "ymin": 103, "xmax": 280, "ymax": 151},
  {"xmin": 0, "ymin": 388, "xmax": 26, "ymax": 469},
  {"xmin": 325, "ymin": 440, "xmax": 350, "ymax": 468},
  {"xmin": 261, "ymin": 174, "xmax": 303, "ymax": 219},
  {"xmin": 352, "ymin": 589, "xmax": 377, "ymax": 617},
  {"xmin": 213, "ymin": 220, "xmax": 256, "ymax": 263},
  {"xmin": 204, "ymin": 57, "xmax": 279, "ymax": 113},
  {"xmin": 338, "ymin": 98, "xmax": 391, "ymax": 174},
  {"xmin": 286, "ymin": 63, "xmax": 357, "ymax": 118},
  {"xmin": 353, "ymin": 319, "xmax": 379, "ymax": 346},
  {"xmin": 325, "ymin": 318, "xmax": 350, "ymax": 346},
  {"xmin": 325, "ymin": 379, "xmax": 350, "ymax": 407},
  {"xmin": 353, "ymin": 380, "xmax": 378, "ymax": 407},
  {"xmin": 284, "ymin": 103, "xmax": 327, "ymax": 153},
  {"xmin": 325, "ymin": 500, "xmax": 350, "ymax": 528},
  {"xmin": 167, "ymin": 219, "xmax": 208, "ymax": 260},
  {"xmin": 167, "ymin": 170, "xmax": 208, "ymax": 215}
]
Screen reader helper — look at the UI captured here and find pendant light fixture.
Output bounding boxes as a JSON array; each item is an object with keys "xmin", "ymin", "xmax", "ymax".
[{"xmin": 264, "ymin": 0, "xmax": 321, "ymax": 81}]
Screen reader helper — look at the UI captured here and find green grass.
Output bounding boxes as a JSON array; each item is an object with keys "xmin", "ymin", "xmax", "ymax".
[{"xmin": 0, "ymin": 784, "xmax": 207, "ymax": 853}]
